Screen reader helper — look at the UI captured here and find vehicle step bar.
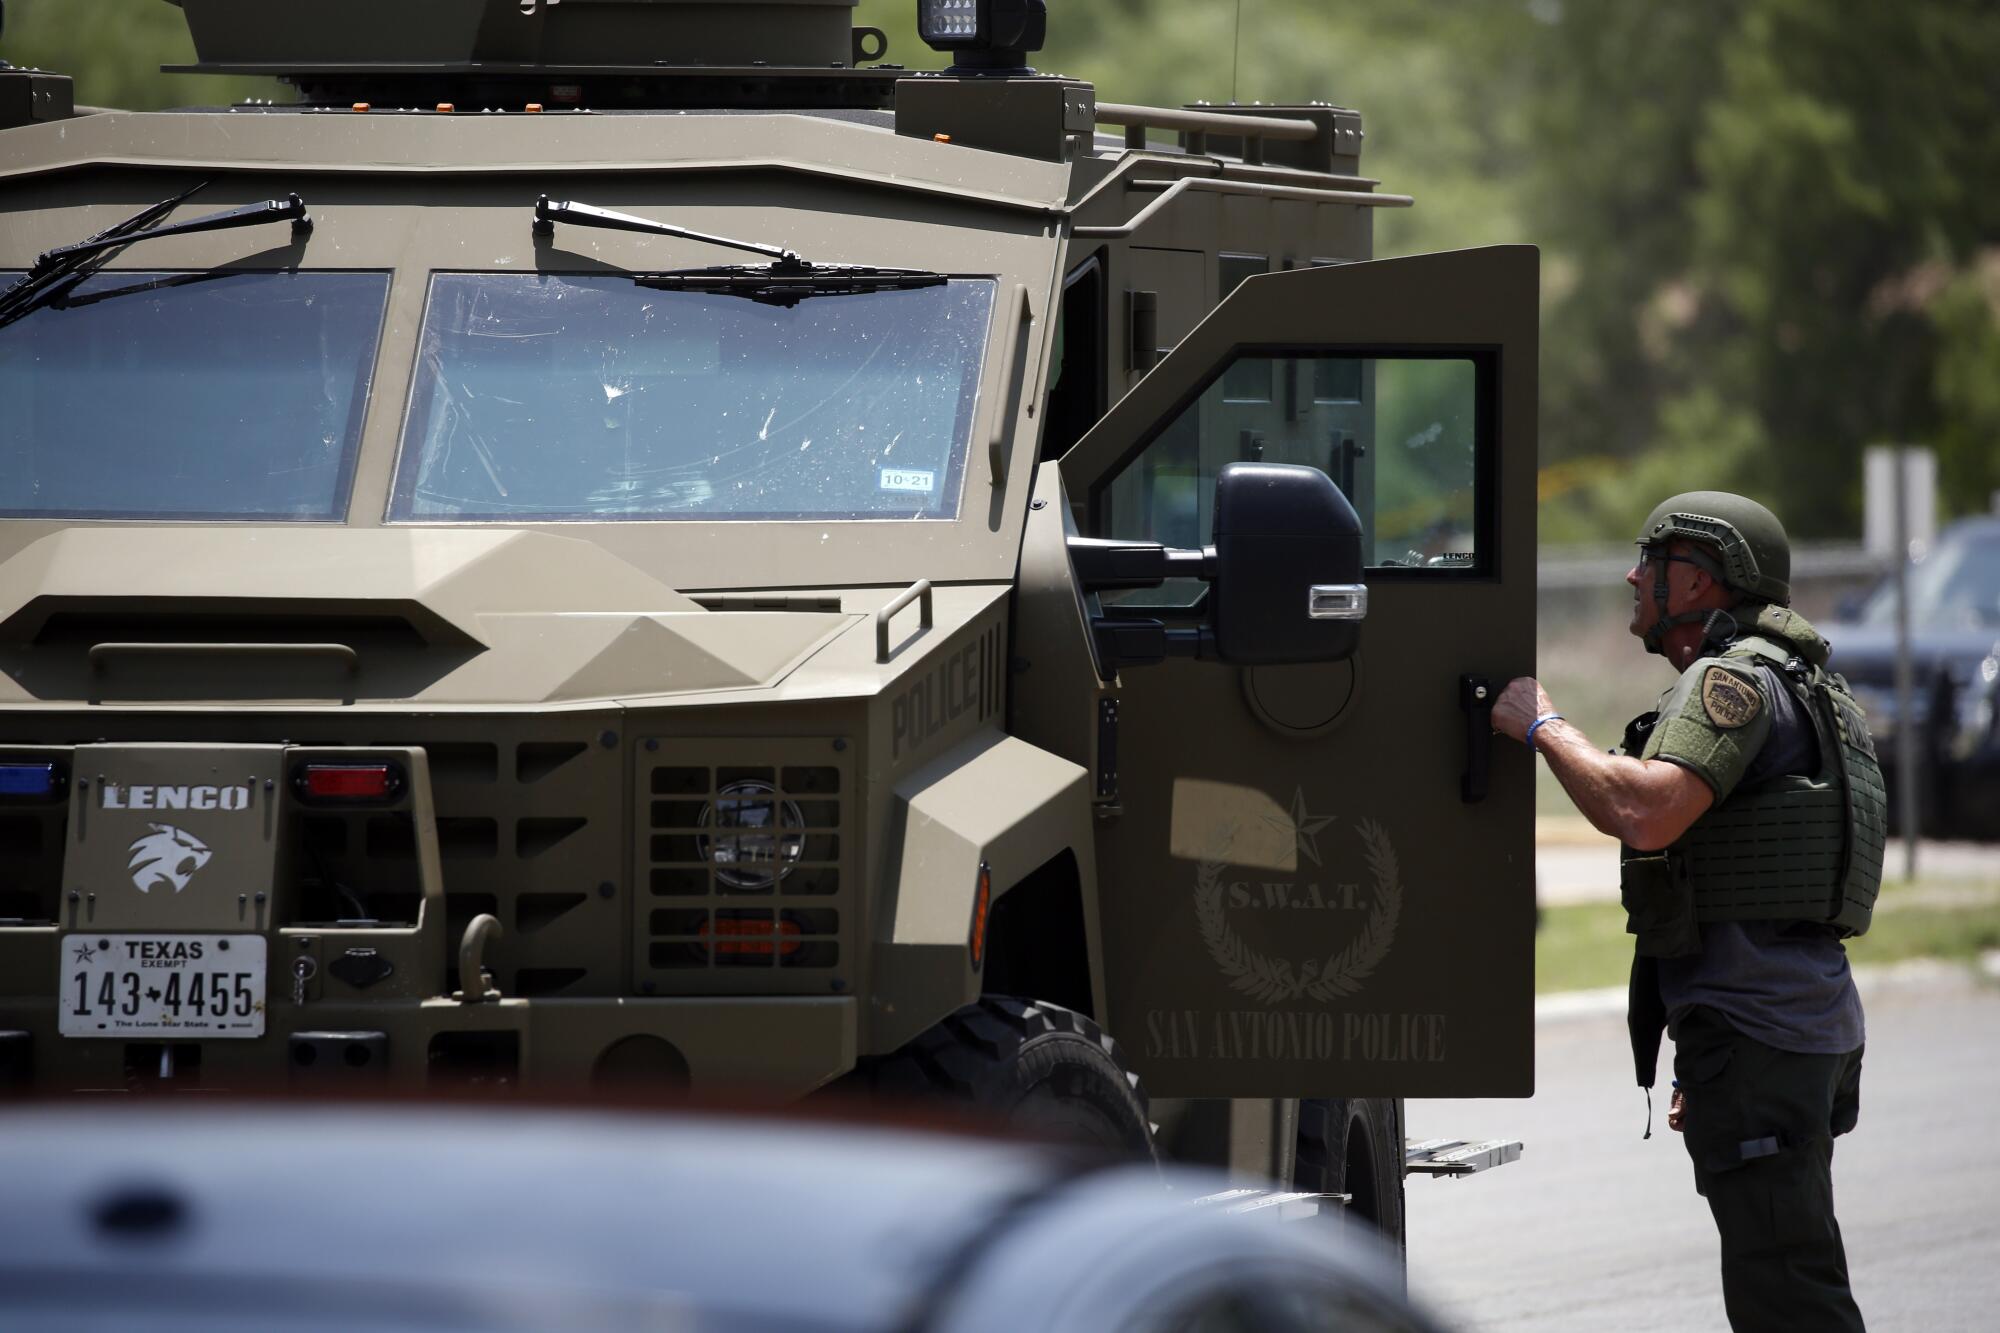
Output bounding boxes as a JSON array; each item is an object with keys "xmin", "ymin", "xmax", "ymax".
[
  {"xmin": 1404, "ymin": 1137, "xmax": 1524, "ymax": 1177},
  {"xmin": 1189, "ymin": 1188, "xmax": 1351, "ymax": 1222}
]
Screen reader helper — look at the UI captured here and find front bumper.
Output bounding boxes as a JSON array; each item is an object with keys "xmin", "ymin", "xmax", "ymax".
[
  {"xmin": 0, "ymin": 731, "xmax": 862, "ymax": 1097},
  {"xmin": 0, "ymin": 991, "xmax": 857, "ymax": 1098}
]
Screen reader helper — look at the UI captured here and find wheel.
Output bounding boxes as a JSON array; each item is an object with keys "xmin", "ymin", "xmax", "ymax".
[
  {"xmin": 861, "ymin": 997, "xmax": 1155, "ymax": 1158},
  {"xmin": 1297, "ymin": 1097, "xmax": 1406, "ymax": 1257}
]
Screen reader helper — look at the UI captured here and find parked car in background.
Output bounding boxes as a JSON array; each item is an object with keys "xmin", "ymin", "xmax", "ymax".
[
  {"xmin": 1825, "ymin": 516, "xmax": 2000, "ymax": 840},
  {"xmin": 0, "ymin": 1102, "xmax": 1449, "ymax": 1333}
]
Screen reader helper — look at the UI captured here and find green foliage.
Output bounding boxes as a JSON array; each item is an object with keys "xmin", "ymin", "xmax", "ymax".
[
  {"xmin": 1537, "ymin": 0, "xmax": 2000, "ymax": 537},
  {"xmin": 2, "ymin": 0, "xmax": 275, "ymax": 108},
  {"xmin": 1930, "ymin": 261, "xmax": 2000, "ymax": 515}
]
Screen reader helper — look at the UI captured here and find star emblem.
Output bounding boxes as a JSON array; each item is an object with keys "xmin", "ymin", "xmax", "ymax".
[
  {"xmin": 71, "ymin": 942, "xmax": 96, "ymax": 964},
  {"xmin": 1260, "ymin": 788, "xmax": 1337, "ymax": 868}
]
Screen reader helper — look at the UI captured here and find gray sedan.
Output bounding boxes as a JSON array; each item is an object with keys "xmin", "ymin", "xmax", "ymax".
[{"xmin": 0, "ymin": 1103, "xmax": 1445, "ymax": 1333}]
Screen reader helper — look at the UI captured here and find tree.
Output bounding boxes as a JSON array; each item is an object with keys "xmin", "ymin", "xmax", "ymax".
[
  {"xmin": 1531, "ymin": 0, "xmax": 2000, "ymax": 536},
  {"xmin": 2, "ymin": 0, "xmax": 273, "ymax": 109}
]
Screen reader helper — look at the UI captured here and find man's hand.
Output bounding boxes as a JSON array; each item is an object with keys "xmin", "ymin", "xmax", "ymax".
[
  {"xmin": 1492, "ymin": 676, "xmax": 1555, "ymax": 745},
  {"xmin": 1495, "ymin": 675, "xmax": 1716, "ymax": 848}
]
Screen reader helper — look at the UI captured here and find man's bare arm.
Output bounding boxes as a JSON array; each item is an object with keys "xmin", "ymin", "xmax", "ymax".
[{"xmin": 1492, "ymin": 677, "xmax": 1712, "ymax": 851}]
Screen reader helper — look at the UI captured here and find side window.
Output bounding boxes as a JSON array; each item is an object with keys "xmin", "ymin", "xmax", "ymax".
[
  {"xmin": 1096, "ymin": 350, "xmax": 1489, "ymax": 607},
  {"xmin": 1043, "ymin": 254, "xmax": 1108, "ymax": 461}
]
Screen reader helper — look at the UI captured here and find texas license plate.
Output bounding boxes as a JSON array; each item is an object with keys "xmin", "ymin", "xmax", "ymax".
[{"xmin": 59, "ymin": 934, "xmax": 267, "ymax": 1039}]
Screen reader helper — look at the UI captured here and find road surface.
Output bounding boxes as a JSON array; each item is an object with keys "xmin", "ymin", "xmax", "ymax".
[{"xmin": 1406, "ymin": 970, "xmax": 2000, "ymax": 1332}]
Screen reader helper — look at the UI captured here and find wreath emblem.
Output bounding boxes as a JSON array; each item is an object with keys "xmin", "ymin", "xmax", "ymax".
[{"xmin": 1194, "ymin": 817, "xmax": 1403, "ymax": 1005}]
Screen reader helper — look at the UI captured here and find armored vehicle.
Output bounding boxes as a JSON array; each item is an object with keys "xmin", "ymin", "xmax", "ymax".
[{"xmin": 0, "ymin": 0, "xmax": 1536, "ymax": 1239}]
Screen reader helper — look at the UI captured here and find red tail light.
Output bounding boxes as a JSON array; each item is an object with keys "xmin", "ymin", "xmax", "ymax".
[{"xmin": 298, "ymin": 764, "xmax": 399, "ymax": 802}]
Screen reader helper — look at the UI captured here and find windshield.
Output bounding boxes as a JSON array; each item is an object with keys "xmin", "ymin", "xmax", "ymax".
[
  {"xmin": 1860, "ymin": 531, "xmax": 2000, "ymax": 630},
  {"xmin": 389, "ymin": 274, "xmax": 996, "ymax": 523},
  {"xmin": 0, "ymin": 270, "xmax": 388, "ymax": 520}
]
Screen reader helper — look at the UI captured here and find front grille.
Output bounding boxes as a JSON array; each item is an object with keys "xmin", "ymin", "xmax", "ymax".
[
  {"xmin": 0, "ymin": 720, "xmax": 854, "ymax": 1001},
  {"xmin": 0, "ymin": 717, "xmax": 623, "ymax": 1001},
  {"xmin": 639, "ymin": 744, "xmax": 848, "ymax": 992}
]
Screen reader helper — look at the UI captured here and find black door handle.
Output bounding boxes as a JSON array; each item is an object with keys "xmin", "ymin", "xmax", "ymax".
[{"xmin": 1460, "ymin": 674, "xmax": 1493, "ymax": 803}]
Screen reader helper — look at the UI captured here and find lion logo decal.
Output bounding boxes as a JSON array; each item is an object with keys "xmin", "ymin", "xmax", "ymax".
[{"xmin": 126, "ymin": 823, "xmax": 213, "ymax": 895}]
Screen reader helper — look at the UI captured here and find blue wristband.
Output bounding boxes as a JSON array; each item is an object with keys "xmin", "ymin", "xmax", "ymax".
[{"xmin": 1525, "ymin": 713, "xmax": 1565, "ymax": 753}]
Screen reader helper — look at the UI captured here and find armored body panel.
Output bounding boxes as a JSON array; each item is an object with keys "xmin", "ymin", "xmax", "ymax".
[{"xmin": 0, "ymin": 0, "xmax": 1538, "ymax": 1148}]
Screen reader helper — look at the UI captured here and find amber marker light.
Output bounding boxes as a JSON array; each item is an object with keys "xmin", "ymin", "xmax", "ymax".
[
  {"xmin": 436, "ymin": 103, "xmax": 456, "ymax": 114},
  {"xmin": 969, "ymin": 862, "xmax": 992, "ymax": 971},
  {"xmin": 701, "ymin": 917, "xmax": 801, "ymax": 959},
  {"xmin": 525, "ymin": 103, "xmax": 545, "ymax": 113},
  {"xmin": 351, "ymin": 103, "xmax": 370, "ymax": 113}
]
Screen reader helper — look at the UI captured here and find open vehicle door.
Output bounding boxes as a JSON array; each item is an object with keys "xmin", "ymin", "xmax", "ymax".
[{"xmin": 1060, "ymin": 246, "xmax": 1538, "ymax": 1098}]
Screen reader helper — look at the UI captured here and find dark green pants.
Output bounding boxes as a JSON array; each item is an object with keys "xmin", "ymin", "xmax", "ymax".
[{"xmin": 1672, "ymin": 1006, "xmax": 1865, "ymax": 1333}]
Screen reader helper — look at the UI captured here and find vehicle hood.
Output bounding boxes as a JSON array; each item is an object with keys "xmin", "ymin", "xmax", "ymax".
[
  {"xmin": 1822, "ymin": 621, "xmax": 2000, "ymax": 685},
  {"xmin": 0, "ymin": 527, "xmax": 855, "ymax": 705}
]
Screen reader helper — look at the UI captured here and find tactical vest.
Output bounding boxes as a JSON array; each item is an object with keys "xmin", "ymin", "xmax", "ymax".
[{"xmin": 1619, "ymin": 620, "xmax": 1887, "ymax": 957}]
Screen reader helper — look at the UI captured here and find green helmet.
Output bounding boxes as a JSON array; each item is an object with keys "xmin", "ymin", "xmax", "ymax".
[{"xmin": 1636, "ymin": 491, "xmax": 1792, "ymax": 607}]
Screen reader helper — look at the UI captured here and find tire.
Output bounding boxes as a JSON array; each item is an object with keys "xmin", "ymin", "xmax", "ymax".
[
  {"xmin": 1297, "ymin": 1097, "xmax": 1406, "ymax": 1258},
  {"xmin": 862, "ymin": 997, "xmax": 1155, "ymax": 1158}
]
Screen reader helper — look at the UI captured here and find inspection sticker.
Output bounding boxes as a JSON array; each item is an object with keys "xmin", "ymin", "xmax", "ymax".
[{"xmin": 880, "ymin": 468, "xmax": 936, "ymax": 494}]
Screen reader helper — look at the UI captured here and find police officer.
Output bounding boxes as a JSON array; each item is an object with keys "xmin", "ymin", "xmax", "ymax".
[{"xmin": 1493, "ymin": 492, "xmax": 1882, "ymax": 1332}]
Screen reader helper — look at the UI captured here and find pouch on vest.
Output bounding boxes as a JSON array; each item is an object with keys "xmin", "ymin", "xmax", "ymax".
[{"xmin": 1622, "ymin": 850, "xmax": 1701, "ymax": 957}]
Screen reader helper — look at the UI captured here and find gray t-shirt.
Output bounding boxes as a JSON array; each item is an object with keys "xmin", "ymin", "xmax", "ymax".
[{"xmin": 1657, "ymin": 662, "xmax": 1867, "ymax": 1055}]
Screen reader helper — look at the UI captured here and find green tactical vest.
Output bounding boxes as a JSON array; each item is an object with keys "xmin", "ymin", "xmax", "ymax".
[{"xmin": 1619, "ymin": 606, "xmax": 1888, "ymax": 957}]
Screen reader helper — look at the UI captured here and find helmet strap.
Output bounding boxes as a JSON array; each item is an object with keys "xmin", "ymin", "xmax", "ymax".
[{"xmin": 1639, "ymin": 546, "xmax": 1734, "ymax": 657}]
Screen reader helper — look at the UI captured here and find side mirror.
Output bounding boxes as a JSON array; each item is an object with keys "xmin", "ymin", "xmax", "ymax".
[
  {"xmin": 1066, "ymin": 462, "xmax": 1365, "ymax": 671},
  {"xmin": 1211, "ymin": 462, "xmax": 1365, "ymax": 665}
]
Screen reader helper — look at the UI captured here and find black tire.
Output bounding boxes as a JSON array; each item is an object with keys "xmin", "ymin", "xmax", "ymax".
[
  {"xmin": 1297, "ymin": 1097, "xmax": 1406, "ymax": 1259},
  {"xmin": 863, "ymin": 997, "xmax": 1155, "ymax": 1158}
]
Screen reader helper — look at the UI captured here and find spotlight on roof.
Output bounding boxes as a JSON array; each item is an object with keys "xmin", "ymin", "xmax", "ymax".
[{"xmin": 917, "ymin": 0, "xmax": 1048, "ymax": 74}]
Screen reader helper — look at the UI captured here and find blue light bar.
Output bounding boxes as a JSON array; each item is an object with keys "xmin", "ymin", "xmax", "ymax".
[{"xmin": 0, "ymin": 763, "xmax": 57, "ymax": 797}]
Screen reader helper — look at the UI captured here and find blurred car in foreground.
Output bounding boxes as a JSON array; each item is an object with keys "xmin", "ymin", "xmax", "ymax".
[
  {"xmin": 1826, "ymin": 516, "xmax": 2000, "ymax": 839},
  {"xmin": 0, "ymin": 1102, "xmax": 1446, "ymax": 1333}
]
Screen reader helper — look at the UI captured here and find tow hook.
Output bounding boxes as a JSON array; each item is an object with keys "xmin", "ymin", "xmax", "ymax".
[{"xmin": 455, "ymin": 914, "xmax": 503, "ymax": 1004}]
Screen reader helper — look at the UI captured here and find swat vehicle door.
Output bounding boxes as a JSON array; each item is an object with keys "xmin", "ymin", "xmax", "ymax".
[{"xmin": 1061, "ymin": 246, "xmax": 1538, "ymax": 1099}]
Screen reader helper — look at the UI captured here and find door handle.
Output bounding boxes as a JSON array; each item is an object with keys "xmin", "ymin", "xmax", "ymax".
[
  {"xmin": 1332, "ymin": 432, "xmax": 1367, "ymax": 498},
  {"xmin": 1459, "ymin": 674, "xmax": 1493, "ymax": 803}
]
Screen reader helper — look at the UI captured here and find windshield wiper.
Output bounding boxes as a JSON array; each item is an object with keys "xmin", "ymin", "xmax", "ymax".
[
  {"xmin": 533, "ymin": 196, "xmax": 947, "ymax": 307},
  {"xmin": 0, "ymin": 188, "xmax": 311, "ymax": 332}
]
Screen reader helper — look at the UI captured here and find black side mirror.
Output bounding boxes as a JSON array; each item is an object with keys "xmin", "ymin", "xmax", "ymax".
[
  {"xmin": 1211, "ymin": 462, "xmax": 1365, "ymax": 665},
  {"xmin": 1066, "ymin": 463, "xmax": 1365, "ymax": 672}
]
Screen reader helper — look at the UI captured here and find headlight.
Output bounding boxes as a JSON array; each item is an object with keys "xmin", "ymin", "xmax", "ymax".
[
  {"xmin": 698, "ymin": 780, "xmax": 806, "ymax": 891},
  {"xmin": 917, "ymin": 0, "xmax": 1047, "ymax": 63},
  {"xmin": 1948, "ymin": 656, "xmax": 2000, "ymax": 762}
]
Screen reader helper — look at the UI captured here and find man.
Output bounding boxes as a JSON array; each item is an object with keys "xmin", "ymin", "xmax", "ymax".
[{"xmin": 1493, "ymin": 492, "xmax": 1883, "ymax": 1332}]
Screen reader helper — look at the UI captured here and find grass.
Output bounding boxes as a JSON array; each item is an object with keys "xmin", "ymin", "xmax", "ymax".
[{"xmin": 1536, "ymin": 880, "xmax": 2000, "ymax": 994}]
